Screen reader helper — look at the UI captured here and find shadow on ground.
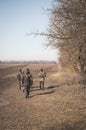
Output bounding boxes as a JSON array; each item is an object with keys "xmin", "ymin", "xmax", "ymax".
[
  {"xmin": 30, "ymin": 90, "xmax": 55, "ymax": 98},
  {"xmin": 47, "ymin": 85, "xmax": 59, "ymax": 89},
  {"xmin": 31, "ymin": 85, "xmax": 59, "ymax": 91}
]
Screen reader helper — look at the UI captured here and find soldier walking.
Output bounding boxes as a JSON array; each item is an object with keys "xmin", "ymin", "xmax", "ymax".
[
  {"xmin": 23, "ymin": 68, "xmax": 33, "ymax": 98},
  {"xmin": 17, "ymin": 69, "xmax": 24, "ymax": 90},
  {"xmin": 38, "ymin": 69, "xmax": 46, "ymax": 90}
]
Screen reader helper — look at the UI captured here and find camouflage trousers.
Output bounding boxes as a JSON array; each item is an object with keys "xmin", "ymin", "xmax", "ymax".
[
  {"xmin": 18, "ymin": 80, "xmax": 23, "ymax": 90},
  {"xmin": 24, "ymin": 85, "xmax": 30, "ymax": 98},
  {"xmin": 39, "ymin": 81, "xmax": 44, "ymax": 90}
]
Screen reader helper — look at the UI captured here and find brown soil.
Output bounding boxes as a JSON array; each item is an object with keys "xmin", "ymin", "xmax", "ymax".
[{"xmin": 0, "ymin": 64, "xmax": 86, "ymax": 130}]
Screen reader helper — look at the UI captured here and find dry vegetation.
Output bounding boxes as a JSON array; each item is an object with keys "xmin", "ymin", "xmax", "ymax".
[{"xmin": 0, "ymin": 63, "xmax": 86, "ymax": 130}]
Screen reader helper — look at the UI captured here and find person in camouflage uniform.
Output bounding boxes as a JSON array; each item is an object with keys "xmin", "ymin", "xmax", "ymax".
[
  {"xmin": 38, "ymin": 69, "xmax": 46, "ymax": 90},
  {"xmin": 17, "ymin": 69, "xmax": 24, "ymax": 90},
  {"xmin": 23, "ymin": 68, "xmax": 33, "ymax": 98}
]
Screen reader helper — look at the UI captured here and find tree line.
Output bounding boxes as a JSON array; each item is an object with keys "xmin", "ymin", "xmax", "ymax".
[{"xmin": 46, "ymin": 0, "xmax": 86, "ymax": 74}]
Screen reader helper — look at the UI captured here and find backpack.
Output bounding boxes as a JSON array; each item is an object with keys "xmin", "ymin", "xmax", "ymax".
[
  {"xmin": 24, "ymin": 74, "xmax": 31, "ymax": 86},
  {"xmin": 39, "ymin": 72, "xmax": 44, "ymax": 79},
  {"xmin": 24, "ymin": 74, "xmax": 30, "ymax": 82}
]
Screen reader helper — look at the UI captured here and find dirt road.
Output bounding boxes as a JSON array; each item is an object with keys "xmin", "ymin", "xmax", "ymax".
[{"xmin": 0, "ymin": 64, "xmax": 86, "ymax": 130}]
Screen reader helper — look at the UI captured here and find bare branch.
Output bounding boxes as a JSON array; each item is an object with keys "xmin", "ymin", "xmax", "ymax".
[{"xmin": 26, "ymin": 32, "xmax": 71, "ymax": 39}]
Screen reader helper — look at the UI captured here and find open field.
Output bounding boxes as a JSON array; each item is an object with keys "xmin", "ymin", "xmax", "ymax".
[{"xmin": 0, "ymin": 63, "xmax": 86, "ymax": 130}]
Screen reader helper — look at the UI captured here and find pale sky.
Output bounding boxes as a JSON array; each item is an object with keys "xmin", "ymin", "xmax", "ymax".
[{"xmin": 0, "ymin": 0, "xmax": 58, "ymax": 62}]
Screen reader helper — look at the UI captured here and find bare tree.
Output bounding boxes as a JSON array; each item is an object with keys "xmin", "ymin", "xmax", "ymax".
[{"xmin": 46, "ymin": 0, "xmax": 86, "ymax": 73}]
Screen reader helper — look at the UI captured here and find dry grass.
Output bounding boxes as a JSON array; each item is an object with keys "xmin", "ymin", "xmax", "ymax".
[{"xmin": 0, "ymin": 64, "xmax": 86, "ymax": 130}]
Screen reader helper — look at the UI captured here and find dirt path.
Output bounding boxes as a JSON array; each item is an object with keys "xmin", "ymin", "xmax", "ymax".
[{"xmin": 0, "ymin": 64, "xmax": 86, "ymax": 130}]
